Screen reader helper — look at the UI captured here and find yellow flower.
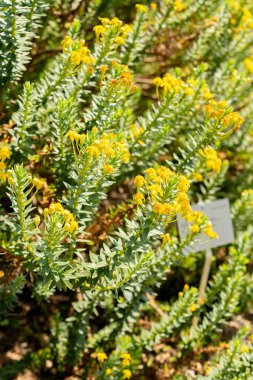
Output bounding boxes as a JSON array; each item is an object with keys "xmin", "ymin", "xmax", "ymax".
[
  {"xmin": 32, "ymin": 177, "xmax": 46, "ymax": 190},
  {"xmin": 114, "ymin": 36, "xmax": 125, "ymax": 46},
  {"xmin": 152, "ymin": 202, "xmax": 165, "ymax": 214},
  {"xmin": 65, "ymin": 130, "xmax": 80, "ymax": 142},
  {"xmin": 34, "ymin": 215, "xmax": 41, "ymax": 227},
  {"xmin": 133, "ymin": 192, "xmax": 145, "ymax": 205},
  {"xmin": 162, "ymin": 204, "xmax": 175, "ymax": 215},
  {"xmin": 111, "ymin": 17, "xmax": 123, "ymax": 27},
  {"xmin": 121, "ymin": 353, "xmax": 131, "ymax": 360},
  {"xmin": 105, "ymin": 368, "xmax": 112, "ymax": 375},
  {"xmin": 0, "ymin": 146, "xmax": 10, "ymax": 161},
  {"xmin": 0, "ymin": 162, "xmax": 6, "ymax": 170},
  {"xmin": 135, "ymin": 4, "xmax": 148, "ymax": 13},
  {"xmin": 70, "ymin": 51, "xmax": 82, "ymax": 65},
  {"xmin": 160, "ymin": 233, "xmax": 172, "ymax": 244},
  {"xmin": 93, "ymin": 25, "xmax": 106, "ymax": 38},
  {"xmin": 61, "ymin": 36, "xmax": 73, "ymax": 49},
  {"xmin": 96, "ymin": 352, "xmax": 108, "ymax": 363},
  {"xmin": 122, "ymin": 358, "xmax": 131, "ymax": 367},
  {"xmin": 189, "ymin": 304, "xmax": 196, "ymax": 312},
  {"xmin": 0, "ymin": 270, "xmax": 4, "ymax": 278},
  {"xmin": 100, "ymin": 64, "xmax": 108, "ymax": 73},
  {"xmin": 184, "ymin": 87, "xmax": 195, "ymax": 96},
  {"xmin": 86, "ymin": 146, "xmax": 100, "ymax": 158},
  {"xmin": 192, "ymin": 173, "xmax": 203, "ymax": 182},
  {"xmin": 244, "ymin": 58, "xmax": 253, "ymax": 74},
  {"xmin": 204, "ymin": 225, "xmax": 218, "ymax": 239},
  {"xmin": 134, "ymin": 175, "xmax": 146, "ymax": 187},
  {"xmin": 64, "ymin": 220, "xmax": 78, "ymax": 233},
  {"xmin": 184, "ymin": 284, "xmax": 189, "ymax": 290},
  {"xmin": 178, "ymin": 176, "xmax": 190, "ymax": 192},
  {"xmin": 148, "ymin": 184, "xmax": 163, "ymax": 198},
  {"xmin": 174, "ymin": 0, "xmax": 186, "ymax": 12},
  {"xmin": 122, "ymin": 369, "xmax": 132, "ymax": 379},
  {"xmin": 240, "ymin": 345, "xmax": 250, "ymax": 353},
  {"xmin": 144, "ymin": 168, "xmax": 157, "ymax": 180},
  {"xmin": 190, "ymin": 224, "xmax": 200, "ymax": 234},
  {"xmin": 103, "ymin": 164, "xmax": 114, "ymax": 174},
  {"xmin": 99, "ymin": 17, "xmax": 111, "ymax": 26},
  {"xmin": 153, "ymin": 77, "xmax": 164, "ymax": 87},
  {"xmin": 49, "ymin": 202, "xmax": 64, "ymax": 214}
]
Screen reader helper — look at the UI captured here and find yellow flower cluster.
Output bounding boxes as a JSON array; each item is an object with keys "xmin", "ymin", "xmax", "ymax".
[
  {"xmin": 185, "ymin": 210, "xmax": 218, "ymax": 240},
  {"xmin": 121, "ymin": 352, "xmax": 131, "ymax": 367},
  {"xmin": 241, "ymin": 189, "xmax": 253, "ymax": 207},
  {"xmin": 174, "ymin": 0, "xmax": 186, "ymax": 12},
  {"xmin": 61, "ymin": 36, "xmax": 95, "ymax": 66},
  {"xmin": 135, "ymin": 4, "xmax": 148, "ymax": 13},
  {"xmin": 66, "ymin": 129, "xmax": 130, "ymax": 169},
  {"xmin": 32, "ymin": 177, "xmax": 47, "ymax": 190},
  {"xmin": 93, "ymin": 17, "xmax": 131, "ymax": 47},
  {"xmin": 43, "ymin": 203, "xmax": 78, "ymax": 234},
  {"xmin": 109, "ymin": 63, "xmax": 137, "ymax": 92},
  {"xmin": 153, "ymin": 73, "xmax": 197, "ymax": 96},
  {"xmin": 0, "ymin": 145, "xmax": 10, "ymax": 161},
  {"xmin": 205, "ymin": 100, "xmax": 244, "ymax": 131},
  {"xmin": 122, "ymin": 369, "xmax": 132, "ymax": 379},
  {"xmin": 90, "ymin": 132, "xmax": 130, "ymax": 163},
  {"xmin": 198, "ymin": 147, "xmax": 222, "ymax": 173},
  {"xmin": 94, "ymin": 352, "xmax": 108, "ymax": 363},
  {"xmin": 133, "ymin": 166, "xmax": 194, "ymax": 220},
  {"xmin": 244, "ymin": 57, "xmax": 253, "ymax": 74},
  {"xmin": 65, "ymin": 130, "xmax": 86, "ymax": 144},
  {"xmin": 0, "ymin": 145, "xmax": 11, "ymax": 181}
]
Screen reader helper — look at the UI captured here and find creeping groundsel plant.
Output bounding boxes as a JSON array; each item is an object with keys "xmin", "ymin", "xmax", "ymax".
[{"xmin": 1, "ymin": 0, "xmax": 253, "ymax": 379}]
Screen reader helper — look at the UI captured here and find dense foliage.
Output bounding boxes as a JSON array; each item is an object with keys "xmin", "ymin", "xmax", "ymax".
[{"xmin": 1, "ymin": 0, "xmax": 253, "ymax": 379}]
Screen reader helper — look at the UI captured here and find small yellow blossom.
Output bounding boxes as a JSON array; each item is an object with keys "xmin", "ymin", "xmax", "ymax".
[
  {"xmin": 96, "ymin": 352, "xmax": 108, "ymax": 363},
  {"xmin": 32, "ymin": 177, "xmax": 46, "ymax": 190},
  {"xmin": 134, "ymin": 175, "xmax": 146, "ymax": 187},
  {"xmin": 65, "ymin": 130, "xmax": 80, "ymax": 142},
  {"xmin": 133, "ymin": 192, "xmax": 145, "ymax": 205},
  {"xmin": 0, "ymin": 146, "xmax": 10, "ymax": 161},
  {"xmin": 103, "ymin": 164, "xmax": 114, "ymax": 174},
  {"xmin": 93, "ymin": 25, "xmax": 106, "ymax": 38},
  {"xmin": 174, "ymin": 0, "xmax": 186, "ymax": 12},
  {"xmin": 100, "ymin": 64, "xmax": 108, "ymax": 74},
  {"xmin": 61, "ymin": 36, "xmax": 73, "ymax": 49},
  {"xmin": 153, "ymin": 77, "xmax": 164, "ymax": 87},
  {"xmin": 190, "ymin": 224, "xmax": 200, "ymax": 234},
  {"xmin": 34, "ymin": 215, "xmax": 41, "ymax": 227},
  {"xmin": 0, "ymin": 162, "xmax": 6, "ymax": 170},
  {"xmin": 105, "ymin": 368, "xmax": 112, "ymax": 375},
  {"xmin": 152, "ymin": 202, "xmax": 165, "ymax": 214},
  {"xmin": 114, "ymin": 36, "xmax": 125, "ymax": 46},
  {"xmin": 0, "ymin": 270, "xmax": 4, "ymax": 278},
  {"xmin": 204, "ymin": 225, "xmax": 218, "ymax": 239},
  {"xmin": 135, "ymin": 4, "xmax": 148, "ymax": 13},
  {"xmin": 70, "ymin": 51, "xmax": 82, "ymax": 65},
  {"xmin": 189, "ymin": 304, "xmax": 196, "ymax": 312},
  {"xmin": 161, "ymin": 233, "xmax": 172, "ymax": 244},
  {"xmin": 178, "ymin": 176, "xmax": 190, "ymax": 192},
  {"xmin": 122, "ymin": 369, "xmax": 132, "ymax": 379},
  {"xmin": 244, "ymin": 58, "xmax": 253, "ymax": 74},
  {"xmin": 192, "ymin": 173, "xmax": 203, "ymax": 182}
]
